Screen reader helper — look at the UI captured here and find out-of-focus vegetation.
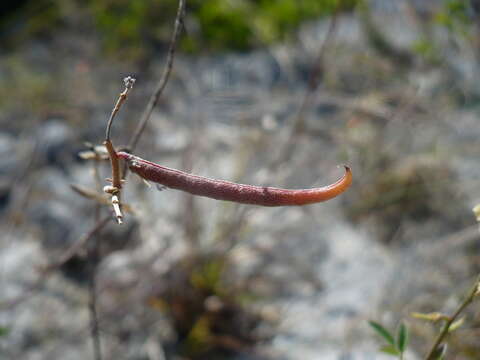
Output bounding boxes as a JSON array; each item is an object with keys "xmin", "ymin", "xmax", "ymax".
[
  {"xmin": 435, "ymin": 0, "xmax": 476, "ymax": 33},
  {"xmin": 147, "ymin": 253, "xmax": 272, "ymax": 359},
  {"xmin": 0, "ymin": 0, "xmax": 358, "ymax": 58},
  {"xmin": 3, "ymin": 1, "xmax": 480, "ymax": 359},
  {"xmin": 369, "ymin": 321, "xmax": 409, "ymax": 358},
  {"xmin": 411, "ymin": 0, "xmax": 480, "ymax": 65}
]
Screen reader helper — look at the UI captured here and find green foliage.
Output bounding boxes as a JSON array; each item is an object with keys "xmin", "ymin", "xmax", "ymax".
[
  {"xmin": 189, "ymin": 257, "xmax": 226, "ymax": 294},
  {"xmin": 85, "ymin": 0, "xmax": 178, "ymax": 58},
  {"xmin": 434, "ymin": 0, "xmax": 476, "ymax": 42},
  {"xmin": 435, "ymin": 0, "xmax": 472, "ymax": 30},
  {"xmin": 396, "ymin": 323, "xmax": 408, "ymax": 353},
  {"xmin": 247, "ymin": 0, "xmax": 358, "ymax": 45},
  {"xmin": 193, "ymin": 0, "xmax": 254, "ymax": 51},
  {"xmin": 0, "ymin": 55, "xmax": 58, "ymax": 113},
  {"xmin": 0, "ymin": 326, "xmax": 9, "ymax": 337},
  {"xmin": 147, "ymin": 254, "xmax": 272, "ymax": 359},
  {"xmin": 87, "ymin": 0, "xmax": 359, "ymax": 54},
  {"xmin": 1, "ymin": 0, "xmax": 360, "ymax": 57},
  {"xmin": 369, "ymin": 321, "xmax": 409, "ymax": 358},
  {"xmin": 448, "ymin": 317, "xmax": 465, "ymax": 333},
  {"xmin": 369, "ymin": 321, "xmax": 395, "ymax": 346},
  {"xmin": 411, "ymin": 38, "xmax": 440, "ymax": 64}
]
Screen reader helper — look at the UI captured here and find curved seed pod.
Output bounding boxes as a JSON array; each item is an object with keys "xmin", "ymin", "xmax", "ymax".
[{"xmin": 117, "ymin": 152, "xmax": 352, "ymax": 206}]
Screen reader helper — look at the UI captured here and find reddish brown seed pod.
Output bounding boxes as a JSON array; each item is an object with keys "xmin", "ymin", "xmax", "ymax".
[{"xmin": 117, "ymin": 152, "xmax": 352, "ymax": 206}]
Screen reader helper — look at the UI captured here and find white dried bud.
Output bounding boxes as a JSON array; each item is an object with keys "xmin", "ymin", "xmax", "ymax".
[
  {"xmin": 103, "ymin": 185, "xmax": 117, "ymax": 194},
  {"xmin": 124, "ymin": 76, "xmax": 136, "ymax": 89}
]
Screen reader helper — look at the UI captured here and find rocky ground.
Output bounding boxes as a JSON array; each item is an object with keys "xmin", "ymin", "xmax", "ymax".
[{"xmin": 2, "ymin": 2, "xmax": 480, "ymax": 359}]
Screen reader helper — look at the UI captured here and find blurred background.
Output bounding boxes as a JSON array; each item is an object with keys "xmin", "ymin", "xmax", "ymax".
[{"xmin": 1, "ymin": 0, "xmax": 480, "ymax": 359}]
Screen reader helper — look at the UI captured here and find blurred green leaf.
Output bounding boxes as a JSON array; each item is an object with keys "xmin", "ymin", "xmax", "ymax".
[
  {"xmin": 0, "ymin": 326, "xmax": 9, "ymax": 337},
  {"xmin": 396, "ymin": 322, "xmax": 408, "ymax": 353},
  {"xmin": 448, "ymin": 317, "xmax": 464, "ymax": 332},
  {"xmin": 368, "ymin": 321, "xmax": 395, "ymax": 346},
  {"xmin": 379, "ymin": 345, "xmax": 400, "ymax": 356},
  {"xmin": 411, "ymin": 311, "xmax": 445, "ymax": 322}
]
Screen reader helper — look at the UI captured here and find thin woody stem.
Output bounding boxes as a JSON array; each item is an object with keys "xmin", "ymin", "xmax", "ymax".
[
  {"xmin": 103, "ymin": 76, "xmax": 136, "ymax": 224},
  {"xmin": 127, "ymin": 0, "xmax": 186, "ymax": 152},
  {"xmin": 88, "ymin": 158, "xmax": 103, "ymax": 360},
  {"xmin": 45, "ymin": 216, "xmax": 111, "ymax": 270},
  {"xmin": 424, "ymin": 276, "xmax": 480, "ymax": 360},
  {"xmin": 104, "ymin": 140, "xmax": 121, "ymax": 190},
  {"xmin": 272, "ymin": 13, "xmax": 337, "ymax": 169},
  {"xmin": 105, "ymin": 76, "xmax": 136, "ymax": 141},
  {"xmin": 104, "ymin": 140, "xmax": 123, "ymax": 224}
]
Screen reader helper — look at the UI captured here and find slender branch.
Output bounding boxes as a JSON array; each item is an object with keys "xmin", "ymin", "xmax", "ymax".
[
  {"xmin": 424, "ymin": 276, "xmax": 480, "ymax": 360},
  {"xmin": 104, "ymin": 140, "xmax": 124, "ymax": 224},
  {"xmin": 88, "ymin": 157, "xmax": 104, "ymax": 360},
  {"xmin": 105, "ymin": 76, "xmax": 136, "ymax": 141},
  {"xmin": 296, "ymin": 15, "xmax": 338, "ymax": 129},
  {"xmin": 46, "ymin": 217, "xmax": 111, "ymax": 270},
  {"xmin": 104, "ymin": 140, "xmax": 122, "ymax": 189},
  {"xmin": 127, "ymin": 0, "xmax": 186, "ymax": 152},
  {"xmin": 88, "ymin": 259, "xmax": 102, "ymax": 360},
  {"xmin": 103, "ymin": 76, "xmax": 136, "ymax": 224},
  {"xmin": 273, "ymin": 13, "xmax": 337, "ymax": 168}
]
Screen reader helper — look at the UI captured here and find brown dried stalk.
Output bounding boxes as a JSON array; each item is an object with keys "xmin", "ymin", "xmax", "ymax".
[
  {"xmin": 105, "ymin": 76, "xmax": 136, "ymax": 141},
  {"xmin": 103, "ymin": 76, "xmax": 136, "ymax": 224}
]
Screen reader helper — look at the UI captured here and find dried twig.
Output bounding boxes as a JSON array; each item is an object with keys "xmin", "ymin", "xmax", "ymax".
[
  {"xmin": 104, "ymin": 140, "xmax": 123, "ymax": 223},
  {"xmin": 105, "ymin": 76, "xmax": 136, "ymax": 141},
  {"xmin": 45, "ymin": 216, "xmax": 112, "ymax": 270},
  {"xmin": 103, "ymin": 77, "xmax": 136, "ymax": 224},
  {"xmin": 273, "ymin": 13, "xmax": 338, "ymax": 168},
  {"xmin": 88, "ymin": 156, "xmax": 104, "ymax": 360},
  {"xmin": 88, "ymin": 259, "xmax": 102, "ymax": 360},
  {"xmin": 127, "ymin": 0, "xmax": 186, "ymax": 153},
  {"xmin": 295, "ymin": 15, "xmax": 338, "ymax": 131}
]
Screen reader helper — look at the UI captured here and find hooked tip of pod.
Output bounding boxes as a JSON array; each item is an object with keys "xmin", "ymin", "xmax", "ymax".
[
  {"xmin": 337, "ymin": 164, "xmax": 352, "ymax": 181},
  {"xmin": 337, "ymin": 164, "xmax": 352, "ymax": 188}
]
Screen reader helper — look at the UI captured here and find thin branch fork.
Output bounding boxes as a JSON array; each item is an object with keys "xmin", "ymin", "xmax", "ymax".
[
  {"xmin": 103, "ymin": 76, "xmax": 136, "ymax": 224},
  {"xmin": 104, "ymin": 139, "xmax": 124, "ymax": 224},
  {"xmin": 424, "ymin": 276, "xmax": 480, "ymax": 360}
]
